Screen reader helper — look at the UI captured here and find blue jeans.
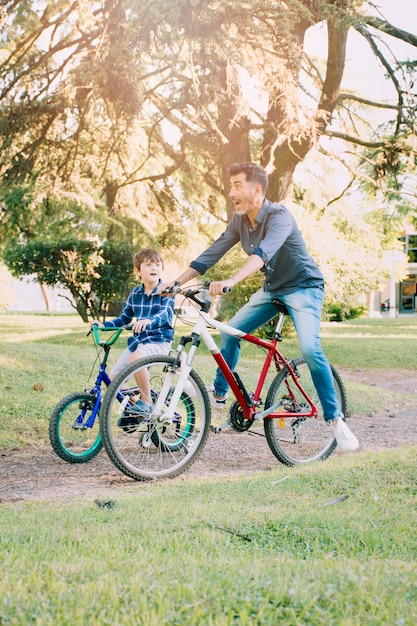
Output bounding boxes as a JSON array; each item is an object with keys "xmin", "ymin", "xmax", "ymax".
[{"xmin": 213, "ymin": 286, "xmax": 342, "ymax": 421}]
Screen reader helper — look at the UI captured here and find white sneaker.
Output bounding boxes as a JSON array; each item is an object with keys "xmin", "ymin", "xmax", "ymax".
[
  {"xmin": 206, "ymin": 385, "xmax": 227, "ymax": 410},
  {"xmin": 182, "ymin": 380, "xmax": 197, "ymax": 398},
  {"xmin": 330, "ymin": 417, "xmax": 359, "ymax": 452}
]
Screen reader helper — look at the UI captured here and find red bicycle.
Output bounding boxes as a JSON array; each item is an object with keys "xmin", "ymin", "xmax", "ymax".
[{"xmin": 100, "ymin": 285, "xmax": 347, "ymax": 480}]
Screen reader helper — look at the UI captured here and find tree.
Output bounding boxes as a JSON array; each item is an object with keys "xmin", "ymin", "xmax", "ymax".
[
  {"xmin": 4, "ymin": 239, "xmax": 134, "ymax": 322},
  {"xmin": 1, "ymin": 1, "xmax": 415, "ymax": 214},
  {"xmin": 0, "ymin": 1, "xmax": 415, "ymax": 309},
  {"xmin": 0, "ymin": 264, "xmax": 15, "ymax": 310},
  {"xmin": 0, "ymin": 182, "xmax": 113, "ymax": 309}
]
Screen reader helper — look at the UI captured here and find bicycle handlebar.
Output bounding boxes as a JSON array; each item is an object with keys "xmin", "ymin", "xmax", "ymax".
[
  {"xmin": 88, "ymin": 323, "xmax": 133, "ymax": 346},
  {"xmin": 166, "ymin": 282, "xmax": 232, "ymax": 313},
  {"xmin": 164, "ymin": 282, "xmax": 232, "ymax": 296}
]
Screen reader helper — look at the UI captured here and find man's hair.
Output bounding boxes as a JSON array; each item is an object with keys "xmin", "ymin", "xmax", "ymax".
[
  {"xmin": 229, "ymin": 162, "xmax": 268, "ymax": 195},
  {"xmin": 133, "ymin": 248, "xmax": 164, "ymax": 270}
]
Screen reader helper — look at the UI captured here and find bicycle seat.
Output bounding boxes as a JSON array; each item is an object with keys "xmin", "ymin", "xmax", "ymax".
[{"xmin": 271, "ymin": 299, "xmax": 289, "ymax": 315}]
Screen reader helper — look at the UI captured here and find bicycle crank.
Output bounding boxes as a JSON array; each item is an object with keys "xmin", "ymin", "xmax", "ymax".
[{"xmin": 229, "ymin": 400, "xmax": 254, "ymax": 432}]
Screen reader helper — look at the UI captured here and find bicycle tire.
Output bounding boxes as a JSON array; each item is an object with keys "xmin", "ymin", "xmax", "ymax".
[
  {"xmin": 100, "ymin": 355, "xmax": 211, "ymax": 481},
  {"xmin": 49, "ymin": 391, "xmax": 102, "ymax": 463},
  {"xmin": 263, "ymin": 357, "xmax": 347, "ymax": 466}
]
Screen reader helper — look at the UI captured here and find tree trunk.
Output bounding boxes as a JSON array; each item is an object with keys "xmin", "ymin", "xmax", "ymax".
[
  {"xmin": 215, "ymin": 60, "xmax": 252, "ymax": 221},
  {"xmin": 264, "ymin": 12, "xmax": 349, "ymax": 203},
  {"xmin": 39, "ymin": 281, "xmax": 51, "ymax": 311}
]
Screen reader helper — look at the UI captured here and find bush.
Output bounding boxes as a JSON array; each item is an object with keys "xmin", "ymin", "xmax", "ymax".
[
  {"xmin": 326, "ymin": 302, "xmax": 367, "ymax": 322},
  {"xmin": 3, "ymin": 239, "xmax": 135, "ymax": 321}
]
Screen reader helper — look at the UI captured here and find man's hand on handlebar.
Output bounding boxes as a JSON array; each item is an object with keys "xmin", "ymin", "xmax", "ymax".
[{"xmin": 208, "ymin": 280, "xmax": 234, "ymax": 296}]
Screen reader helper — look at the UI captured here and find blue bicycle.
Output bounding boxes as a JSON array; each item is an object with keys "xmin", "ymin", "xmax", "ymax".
[{"xmin": 49, "ymin": 324, "xmax": 132, "ymax": 463}]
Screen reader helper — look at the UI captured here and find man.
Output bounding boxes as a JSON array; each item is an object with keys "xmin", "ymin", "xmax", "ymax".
[{"xmin": 160, "ymin": 162, "xmax": 359, "ymax": 452}]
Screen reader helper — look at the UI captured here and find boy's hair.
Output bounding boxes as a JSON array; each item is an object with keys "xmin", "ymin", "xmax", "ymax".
[
  {"xmin": 133, "ymin": 248, "xmax": 164, "ymax": 270},
  {"xmin": 229, "ymin": 162, "xmax": 268, "ymax": 195}
]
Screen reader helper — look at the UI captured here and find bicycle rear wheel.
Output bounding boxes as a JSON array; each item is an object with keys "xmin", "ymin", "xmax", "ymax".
[
  {"xmin": 100, "ymin": 356, "xmax": 211, "ymax": 480},
  {"xmin": 263, "ymin": 358, "xmax": 347, "ymax": 466},
  {"xmin": 49, "ymin": 392, "xmax": 102, "ymax": 463}
]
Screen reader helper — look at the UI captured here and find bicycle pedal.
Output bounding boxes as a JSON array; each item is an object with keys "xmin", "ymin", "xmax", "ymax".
[
  {"xmin": 213, "ymin": 418, "xmax": 231, "ymax": 433},
  {"xmin": 117, "ymin": 416, "xmax": 142, "ymax": 432}
]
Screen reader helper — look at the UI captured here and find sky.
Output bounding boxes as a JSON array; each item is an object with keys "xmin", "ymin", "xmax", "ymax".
[{"xmin": 305, "ymin": 0, "xmax": 416, "ymax": 102}]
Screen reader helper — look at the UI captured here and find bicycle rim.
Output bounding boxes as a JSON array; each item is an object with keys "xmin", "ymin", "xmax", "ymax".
[
  {"xmin": 264, "ymin": 358, "xmax": 347, "ymax": 466},
  {"xmin": 49, "ymin": 392, "xmax": 102, "ymax": 463},
  {"xmin": 100, "ymin": 356, "xmax": 211, "ymax": 480}
]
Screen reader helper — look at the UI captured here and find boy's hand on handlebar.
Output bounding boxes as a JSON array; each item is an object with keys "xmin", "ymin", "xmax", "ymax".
[
  {"xmin": 90, "ymin": 320, "xmax": 104, "ymax": 329},
  {"xmin": 157, "ymin": 281, "xmax": 175, "ymax": 296},
  {"xmin": 208, "ymin": 280, "xmax": 233, "ymax": 296}
]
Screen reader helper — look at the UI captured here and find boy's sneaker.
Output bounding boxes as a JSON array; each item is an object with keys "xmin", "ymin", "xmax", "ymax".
[
  {"xmin": 130, "ymin": 399, "xmax": 153, "ymax": 417},
  {"xmin": 206, "ymin": 385, "xmax": 227, "ymax": 410},
  {"xmin": 330, "ymin": 417, "xmax": 359, "ymax": 452},
  {"xmin": 117, "ymin": 399, "xmax": 152, "ymax": 432}
]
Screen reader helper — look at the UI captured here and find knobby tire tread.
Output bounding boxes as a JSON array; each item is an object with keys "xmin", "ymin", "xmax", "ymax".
[
  {"xmin": 100, "ymin": 355, "xmax": 211, "ymax": 481},
  {"xmin": 263, "ymin": 357, "xmax": 347, "ymax": 466}
]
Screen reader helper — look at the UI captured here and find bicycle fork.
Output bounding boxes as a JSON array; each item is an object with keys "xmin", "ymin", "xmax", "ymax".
[{"xmin": 153, "ymin": 346, "xmax": 193, "ymax": 420}]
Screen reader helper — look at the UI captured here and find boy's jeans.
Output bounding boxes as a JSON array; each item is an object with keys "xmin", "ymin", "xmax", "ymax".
[{"xmin": 213, "ymin": 285, "xmax": 342, "ymax": 421}]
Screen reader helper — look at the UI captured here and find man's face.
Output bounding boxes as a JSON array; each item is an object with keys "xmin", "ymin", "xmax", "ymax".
[{"xmin": 229, "ymin": 172, "xmax": 258, "ymax": 216}]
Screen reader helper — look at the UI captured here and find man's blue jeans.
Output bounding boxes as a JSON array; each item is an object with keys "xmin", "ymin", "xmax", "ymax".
[{"xmin": 213, "ymin": 286, "xmax": 342, "ymax": 421}]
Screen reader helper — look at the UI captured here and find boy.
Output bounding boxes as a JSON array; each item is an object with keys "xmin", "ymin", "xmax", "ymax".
[{"xmin": 93, "ymin": 248, "xmax": 174, "ymax": 415}]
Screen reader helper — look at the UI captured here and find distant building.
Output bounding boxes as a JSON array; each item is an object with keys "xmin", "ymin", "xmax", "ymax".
[{"xmin": 379, "ymin": 231, "xmax": 417, "ymax": 316}]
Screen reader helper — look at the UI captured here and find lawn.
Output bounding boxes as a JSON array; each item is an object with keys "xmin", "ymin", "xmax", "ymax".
[
  {"xmin": 0, "ymin": 312, "xmax": 416, "ymax": 625},
  {"xmin": 1, "ymin": 311, "xmax": 416, "ymax": 447},
  {"xmin": 1, "ymin": 449, "xmax": 416, "ymax": 624}
]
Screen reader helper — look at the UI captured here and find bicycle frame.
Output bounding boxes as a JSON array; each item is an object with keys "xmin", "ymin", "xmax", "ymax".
[
  {"xmin": 80, "ymin": 325, "xmax": 132, "ymax": 428},
  {"xmin": 170, "ymin": 292, "xmax": 318, "ymax": 427},
  {"xmin": 49, "ymin": 323, "xmax": 138, "ymax": 464},
  {"xmin": 98, "ymin": 288, "xmax": 346, "ymax": 477}
]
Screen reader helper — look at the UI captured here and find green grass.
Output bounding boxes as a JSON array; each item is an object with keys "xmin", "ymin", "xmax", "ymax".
[
  {"xmin": 320, "ymin": 317, "xmax": 417, "ymax": 369},
  {"xmin": 1, "ymin": 448, "xmax": 416, "ymax": 624},
  {"xmin": 1, "ymin": 313, "xmax": 417, "ymax": 624},
  {"xmin": 1, "ymin": 312, "xmax": 417, "ymax": 447}
]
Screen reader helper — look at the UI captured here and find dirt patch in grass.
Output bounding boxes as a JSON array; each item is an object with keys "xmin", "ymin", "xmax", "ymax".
[{"xmin": 1, "ymin": 368, "xmax": 416, "ymax": 503}]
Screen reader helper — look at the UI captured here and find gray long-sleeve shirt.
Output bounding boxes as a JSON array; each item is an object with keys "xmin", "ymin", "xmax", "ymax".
[{"xmin": 190, "ymin": 200, "xmax": 324, "ymax": 294}]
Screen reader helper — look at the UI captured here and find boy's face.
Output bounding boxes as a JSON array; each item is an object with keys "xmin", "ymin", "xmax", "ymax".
[{"xmin": 136, "ymin": 258, "xmax": 163, "ymax": 283}]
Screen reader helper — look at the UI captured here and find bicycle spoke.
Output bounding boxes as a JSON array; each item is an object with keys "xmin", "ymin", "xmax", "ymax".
[
  {"xmin": 264, "ymin": 358, "xmax": 347, "ymax": 465},
  {"xmin": 100, "ymin": 356, "xmax": 211, "ymax": 480}
]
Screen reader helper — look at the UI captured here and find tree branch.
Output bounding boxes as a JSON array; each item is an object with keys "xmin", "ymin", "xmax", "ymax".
[
  {"xmin": 337, "ymin": 93, "xmax": 415, "ymax": 131},
  {"xmin": 324, "ymin": 130, "xmax": 388, "ymax": 148},
  {"xmin": 364, "ymin": 16, "xmax": 417, "ymax": 48},
  {"xmin": 353, "ymin": 21, "xmax": 404, "ymax": 120}
]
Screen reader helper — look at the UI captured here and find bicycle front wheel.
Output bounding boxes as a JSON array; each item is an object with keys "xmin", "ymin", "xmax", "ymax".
[
  {"xmin": 263, "ymin": 358, "xmax": 347, "ymax": 466},
  {"xmin": 49, "ymin": 392, "xmax": 102, "ymax": 463},
  {"xmin": 100, "ymin": 356, "xmax": 211, "ymax": 481}
]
